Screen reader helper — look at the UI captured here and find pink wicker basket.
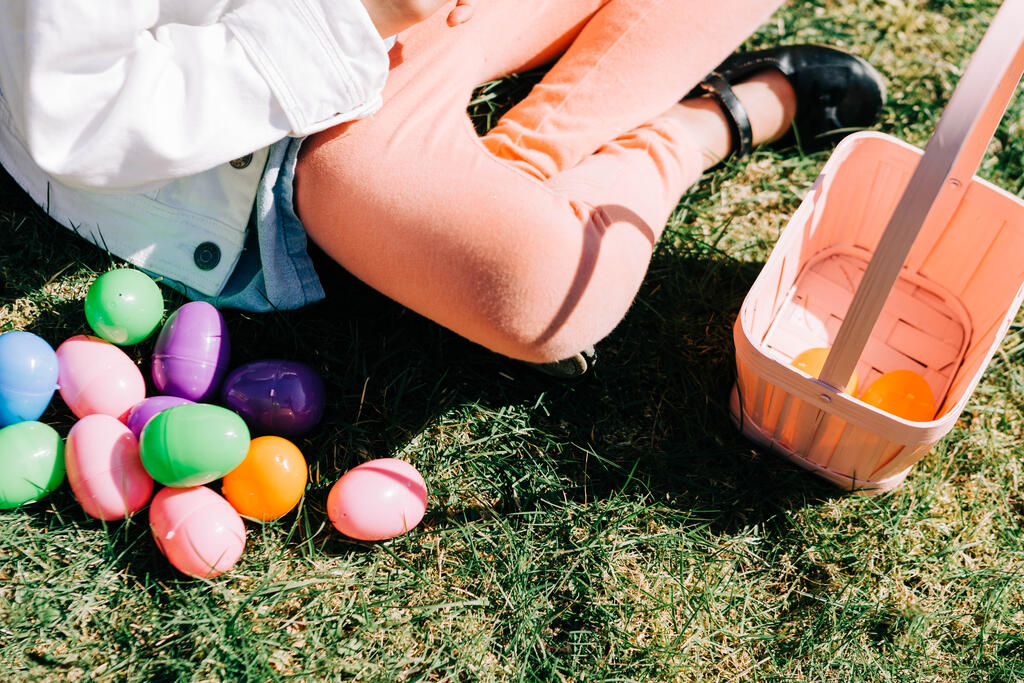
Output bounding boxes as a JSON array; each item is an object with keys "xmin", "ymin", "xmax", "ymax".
[{"xmin": 730, "ymin": 0, "xmax": 1024, "ymax": 494}]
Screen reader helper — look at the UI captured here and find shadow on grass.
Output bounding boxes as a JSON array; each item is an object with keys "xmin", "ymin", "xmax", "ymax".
[
  {"xmin": 1, "ymin": 137, "xmax": 837, "ymax": 579},
  {"xmin": 289, "ymin": 223, "xmax": 844, "ymax": 547}
]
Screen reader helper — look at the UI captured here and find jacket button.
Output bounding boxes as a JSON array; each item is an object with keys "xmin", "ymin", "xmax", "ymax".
[
  {"xmin": 194, "ymin": 242, "xmax": 221, "ymax": 271},
  {"xmin": 229, "ymin": 154, "xmax": 253, "ymax": 169}
]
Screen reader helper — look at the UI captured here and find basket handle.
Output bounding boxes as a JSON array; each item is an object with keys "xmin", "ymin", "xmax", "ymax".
[{"xmin": 818, "ymin": 0, "xmax": 1024, "ymax": 392}]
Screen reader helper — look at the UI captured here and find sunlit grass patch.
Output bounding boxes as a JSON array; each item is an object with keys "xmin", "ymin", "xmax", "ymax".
[{"xmin": 3, "ymin": 1, "xmax": 1024, "ymax": 681}]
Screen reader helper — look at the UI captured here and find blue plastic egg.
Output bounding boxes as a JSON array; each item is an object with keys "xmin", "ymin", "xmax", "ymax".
[{"xmin": 0, "ymin": 331, "xmax": 59, "ymax": 428}]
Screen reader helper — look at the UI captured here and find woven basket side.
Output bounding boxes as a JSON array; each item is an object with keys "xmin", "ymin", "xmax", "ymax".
[
  {"xmin": 797, "ymin": 135, "xmax": 916, "ymax": 262},
  {"xmin": 913, "ymin": 178, "xmax": 1024, "ymax": 414}
]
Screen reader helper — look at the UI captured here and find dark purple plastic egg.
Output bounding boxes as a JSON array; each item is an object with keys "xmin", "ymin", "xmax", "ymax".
[
  {"xmin": 221, "ymin": 360, "xmax": 325, "ymax": 436},
  {"xmin": 151, "ymin": 302, "xmax": 230, "ymax": 402}
]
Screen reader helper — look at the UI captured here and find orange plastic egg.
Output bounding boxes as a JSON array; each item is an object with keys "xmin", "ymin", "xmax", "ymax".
[
  {"xmin": 221, "ymin": 436, "xmax": 307, "ymax": 521},
  {"xmin": 791, "ymin": 347, "xmax": 858, "ymax": 394},
  {"xmin": 859, "ymin": 369, "xmax": 936, "ymax": 422}
]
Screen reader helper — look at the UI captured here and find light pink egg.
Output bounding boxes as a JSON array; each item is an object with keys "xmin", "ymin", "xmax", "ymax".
[
  {"xmin": 327, "ymin": 458, "xmax": 428, "ymax": 541},
  {"xmin": 66, "ymin": 414, "xmax": 153, "ymax": 520},
  {"xmin": 56, "ymin": 335, "xmax": 145, "ymax": 420},
  {"xmin": 149, "ymin": 486, "xmax": 245, "ymax": 578}
]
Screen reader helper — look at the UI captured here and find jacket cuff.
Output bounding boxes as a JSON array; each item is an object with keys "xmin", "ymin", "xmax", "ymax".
[{"xmin": 224, "ymin": 0, "xmax": 389, "ymax": 135}]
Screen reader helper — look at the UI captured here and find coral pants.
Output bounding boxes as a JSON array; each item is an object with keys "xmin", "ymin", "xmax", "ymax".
[{"xmin": 296, "ymin": 0, "xmax": 782, "ymax": 362}]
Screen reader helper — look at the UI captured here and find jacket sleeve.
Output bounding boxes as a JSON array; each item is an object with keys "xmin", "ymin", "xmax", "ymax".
[{"xmin": 0, "ymin": 0, "xmax": 390, "ymax": 192}]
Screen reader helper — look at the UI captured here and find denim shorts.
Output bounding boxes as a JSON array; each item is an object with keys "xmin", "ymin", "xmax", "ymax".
[{"xmin": 159, "ymin": 136, "xmax": 325, "ymax": 313}]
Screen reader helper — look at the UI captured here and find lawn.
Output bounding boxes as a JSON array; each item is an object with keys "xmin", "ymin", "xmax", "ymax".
[{"xmin": 2, "ymin": 1, "xmax": 1024, "ymax": 681}]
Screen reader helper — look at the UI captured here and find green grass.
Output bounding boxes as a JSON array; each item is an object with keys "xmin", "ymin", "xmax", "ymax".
[{"xmin": 3, "ymin": 1, "xmax": 1024, "ymax": 680}]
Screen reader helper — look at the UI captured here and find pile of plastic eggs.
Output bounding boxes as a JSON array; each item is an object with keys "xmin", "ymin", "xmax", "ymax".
[{"xmin": 0, "ymin": 269, "xmax": 428, "ymax": 578}]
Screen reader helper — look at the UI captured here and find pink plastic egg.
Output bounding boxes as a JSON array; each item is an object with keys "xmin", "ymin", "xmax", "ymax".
[
  {"xmin": 56, "ymin": 335, "xmax": 146, "ymax": 420},
  {"xmin": 327, "ymin": 458, "xmax": 428, "ymax": 541},
  {"xmin": 65, "ymin": 414, "xmax": 153, "ymax": 520},
  {"xmin": 149, "ymin": 486, "xmax": 245, "ymax": 578}
]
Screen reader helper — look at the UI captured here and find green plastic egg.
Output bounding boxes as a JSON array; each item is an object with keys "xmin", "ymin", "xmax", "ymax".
[
  {"xmin": 0, "ymin": 421, "xmax": 65, "ymax": 509},
  {"xmin": 84, "ymin": 269, "xmax": 165, "ymax": 345},
  {"xmin": 139, "ymin": 403, "xmax": 250, "ymax": 487}
]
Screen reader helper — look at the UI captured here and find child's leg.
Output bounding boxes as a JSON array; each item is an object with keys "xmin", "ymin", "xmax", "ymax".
[{"xmin": 296, "ymin": 0, "xmax": 785, "ymax": 363}]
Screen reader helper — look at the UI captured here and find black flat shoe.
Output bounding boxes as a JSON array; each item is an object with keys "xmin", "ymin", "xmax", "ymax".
[{"xmin": 686, "ymin": 44, "xmax": 887, "ymax": 156}]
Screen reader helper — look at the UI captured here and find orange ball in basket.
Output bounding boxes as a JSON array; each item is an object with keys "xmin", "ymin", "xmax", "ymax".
[
  {"xmin": 791, "ymin": 347, "xmax": 858, "ymax": 394},
  {"xmin": 859, "ymin": 369, "xmax": 936, "ymax": 422}
]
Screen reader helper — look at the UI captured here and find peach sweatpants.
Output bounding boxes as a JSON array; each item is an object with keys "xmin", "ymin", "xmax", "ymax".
[{"xmin": 296, "ymin": 0, "xmax": 783, "ymax": 363}]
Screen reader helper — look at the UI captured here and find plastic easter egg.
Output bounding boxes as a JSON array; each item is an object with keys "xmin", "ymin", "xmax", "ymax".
[
  {"xmin": 221, "ymin": 436, "xmax": 307, "ymax": 521},
  {"xmin": 0, "ymin": 331, "xmax": 59, "ymax": 428},
  {"xmin": 791, "ymin": 347, "xmax": 858, "ymax": 394},
  {"xmin": 0, "ymin": 421, "xmax": 65, "ymax": 509},
  {"xmin": 149, "ymin": 486, "xmax": 245, "ymax": 578},
  {"xmin": 65, "ymin": 414, "xmax": 153, "ymax": 520},
  {"xmin": 327, "ymin": 458, "xmax": 428, "ymax": 541},
  {"xmin": 84, "ymin": 269, "xmax": 165, "ymax": 345},
  {"xmin": 124, "ymin": 395, "xmax": 194, "ymax": 439},
  {"xmin": 221, "ymin": 360, "xmax": 326, "ymax": 436},
  {"xmin": 56, "ymin": 335, "xmax": 146, "ymax": 421},
  {"xmin": 859, "ymin": 369, "xmax": 936, "ymax": 422},
  {"xmin": 152, "ymin": 302, "xmax": 230, "ymax": 402},
  {"xmin": 139, "ymin": 403, "xmax": 250, "ymax": 487}
]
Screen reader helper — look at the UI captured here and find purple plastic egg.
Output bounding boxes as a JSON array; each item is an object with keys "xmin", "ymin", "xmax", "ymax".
[
  {"xmin": 151, "ymin": 302, "xmax": 230, "ymax": 402},
  {"xmin": 221, "ymin": 360, "xmax": 326, "ymax": 436},
  {"xmin": 123, "ymin": 395, "xmax": 194, "ymax": 439}
]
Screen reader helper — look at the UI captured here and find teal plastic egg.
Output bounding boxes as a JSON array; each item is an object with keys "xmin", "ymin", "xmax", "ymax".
[
  {"xmin": 0, "ymin": 421, "xmax": 65, "ymax": 509},
  {"xmin": 84, "ymin": 269, "xmax": 164, "ymax": 345},
  {"xmin": 139, "ymin": 403, "xmax": 250, "ymax": 487}
]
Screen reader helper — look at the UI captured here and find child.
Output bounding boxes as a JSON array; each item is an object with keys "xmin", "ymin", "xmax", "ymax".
[{"xmin": 0, "ymin": 1, "xmax": 885, "ymax": 376}]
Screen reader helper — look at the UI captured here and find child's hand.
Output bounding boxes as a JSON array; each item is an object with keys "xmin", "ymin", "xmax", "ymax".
[
  {"xmin": 360, "ymin": 0, "xmax": 478, "ymax": 38},
  {"xmin": 446, "ymin": 0, "xmax": 477, "ymax": 26}
]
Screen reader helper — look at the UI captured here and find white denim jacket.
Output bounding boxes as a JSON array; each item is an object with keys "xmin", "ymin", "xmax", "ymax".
[{"xmin": 0, "ymin": 0, "xmax": 390, "ymax": 295}]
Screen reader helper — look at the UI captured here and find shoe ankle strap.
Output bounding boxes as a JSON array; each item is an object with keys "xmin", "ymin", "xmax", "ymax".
[{"xmin": 692, "ymin": 71, "xmax": 753, "ymax": 158}]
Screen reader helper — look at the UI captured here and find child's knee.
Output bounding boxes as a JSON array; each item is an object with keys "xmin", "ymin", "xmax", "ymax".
[
  {"xmin": 469, "ymin": 286, "xmax": 624, "ymax": 364},
  {"xmin": 466, "ymin": 235, "xmax": 648, "ymax": 362}
]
